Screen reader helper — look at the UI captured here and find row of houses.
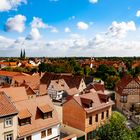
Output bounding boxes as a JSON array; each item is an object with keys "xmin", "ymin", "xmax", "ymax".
[
  {"xmin": 0, "ymin": 60, "xmax": 41, "ymax": 69},
  {"xmin": 0, "ymin": 87, "xmax": 60, "ymax": 140},
  {"xmin": 0, "ymin": 70, "xmax": 139, "ymax": 139}
]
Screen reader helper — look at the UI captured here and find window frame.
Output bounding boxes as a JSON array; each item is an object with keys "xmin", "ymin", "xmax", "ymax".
[
  {"xmin": 26, "ymin": 135, "xmax": 32, "ymax": 140},
  {"xmin": 41, "ymin": 130, "xmax": 46, "ymax": 138},
  {"xmin": 5, "ymin": 133, "xmax": 13, "ymax": 140},
  {"xmin": 4, "ymin": 117, "xmax": 13, "ymax": 128},
  {"xmin": 106, "ymin": 110, "xmax": 109, "ymax": 118},
  {"xmin": 120, "ymin": 95, "xmax": 127, "ymax": 103},
  {"xmin": 47, "ymin": 128, "xmax": 52, "ymax": 136},
  {"xmin": 95, "ymin": 114, "xmax": 98, "ymax": 122},
  {"xmin": 101, "ymin": 112, "xmax": 104, "ymax": 120},
  {"xmin": 89, "ymin": 116, "xmax": 92, "ymax": 125}
]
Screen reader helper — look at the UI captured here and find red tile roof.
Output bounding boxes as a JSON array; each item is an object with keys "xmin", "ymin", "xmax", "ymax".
[
  {"xmin": 0, "ymin": 92, "xmax": 18, "ymax": 117},
  {"xmin": 40, "ymin": 72, "xmax": 83, "ymax": 89},
  {"xmin": 38, "ymin": 104, "xmax": 54, "ymax": 113},
  {"xmin": 12, "ymin": 75, "xmax": 40, "ymax": 90},
  {"xmin": 116, "ymin": 75, "xmax": 140, "ymax": 95},
  {"xmin": 0, "ymin": 87, "xmax": 28, "ymax": 102},
  {"xmin": 0, "ymin": 70, "xmax": 27, "ymax": 77},
  {"xmin": 18, "ymin": 109, "xmax": 32, "ymax": 119},
  {"xmin": 15, "ymin": 95, "xmax": 59, "ymax": 137},
  {"xmin": 73, "ymin": 91, "xmax": 114, "ymax": 113}
]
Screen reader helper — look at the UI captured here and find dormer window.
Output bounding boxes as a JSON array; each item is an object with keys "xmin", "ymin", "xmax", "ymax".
[
  {"xmin": 43, "ymin": 112, "xmax": 52, "ymax": 119},
  {"xmin": 81, "ymin": 98, "xmax": 93, "ymax": 108},
  {"xmin": 38, "ymin": 105, "xmax": 53, "ymax": 119},
  {"xmin": 18, "ymin": 109, "xmax": 32, "ymax": 126}
]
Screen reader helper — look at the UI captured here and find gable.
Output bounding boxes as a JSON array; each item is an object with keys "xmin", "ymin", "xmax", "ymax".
[{"xmin": 125, "ymin": 79, "xmax": 140, "ymax": 89}]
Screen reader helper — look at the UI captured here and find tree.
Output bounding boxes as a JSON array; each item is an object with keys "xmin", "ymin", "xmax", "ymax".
[
  {"xmin": 20, "ymin": 49, "xmax": 23, "ymax": 58},
  {"xmin": 133, "ymin": 126, "xmax": 140, "ymax": 138},
  {"xmin": 38, "ymin": 62, "xmax": 48, "ymax": 72},
  {"xmin": 23, "ymin": 49, "xmax": 26, "ymax": 59},
  {"xmin": 95, "ymin": 112, "xmax": 138, "ymax": 140}
]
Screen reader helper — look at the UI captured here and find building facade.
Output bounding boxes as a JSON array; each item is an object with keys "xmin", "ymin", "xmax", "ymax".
[
  {"xmin": 63, "ymin": 91, "xmax": 114, "ymax": 139},
  {"xmin": 115, "ymin": 75, "xmax": 140, "ymax": 123}
]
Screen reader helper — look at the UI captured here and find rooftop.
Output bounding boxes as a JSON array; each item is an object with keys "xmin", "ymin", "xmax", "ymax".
[
  {"xmin": 0, "ymin": 92, "xmax": 18, "ymax": 118},
  {"xmin": 15, "ymin": 95, "xmax": 59, "ymax": 137}
]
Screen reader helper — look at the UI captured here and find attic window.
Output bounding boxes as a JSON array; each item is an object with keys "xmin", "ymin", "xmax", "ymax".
[
  {"xmin": 38, "ymin": 105, "xmax": 53, "ymax": 119},
  {"xmin": 19, "ymin": 118, "xmax": 31, "ymax": 126},
  {"xmin": 18, "ymin": 109, "xmax": 32, "ymax": 126},
  {"xmin": 81, "ymin": 98, "xmax": 93, "ymax": 108},
  {"xmin": 43, "ymin": 112, "xmax": 52, "ymax": 119}
]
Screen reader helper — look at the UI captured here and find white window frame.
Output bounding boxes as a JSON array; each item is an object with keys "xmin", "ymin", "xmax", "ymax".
[
  {"xmin": 5, "ymin": 117, "xmax": 13, "ymax": 128},
  {"xmin": 5, "ymin": 133, "xmax": 13, "ymax": 140}
]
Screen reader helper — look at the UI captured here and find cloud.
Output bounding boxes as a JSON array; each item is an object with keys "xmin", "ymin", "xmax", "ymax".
[
  {"xmin": 0, "ymin": 20, "xmax": 139, "ymax": 57},
  {"xmin": 30, "ymin": 17, "xmax": 47, "ymax": 29},
  {"xmin": 0, "ymin": 0, "xmax": 27, "ymax": 12},
  {"xmin": 77, "ymin": 22, "xmax": 89, "ymax": 30},
  {"xmin": 107, "ymin": 21, "xmax": 136, "ymax": 38},
  {"xmin": 89, "ymin": 0, "xmax": 98, "ymax": 4},
  {"xmin": 136, "ymin": 10, "xmax": 140, "ymax": 17},
  {"xmin": 50, "ymin": 28, "xmax": 58, "ymax": 33},
  {"xmin": 30, "ymin": 17, "xmax": 58, "ymax": 33},
  {"xmin": 1, "ymin": 31, "xmax": 140, "ymax": 57},
  {"xmin": 26, "ymin": 28, "xmax": 41, "ymax": 40},
  {"xmin": 5, "ymin": 14, "xmax": 26, "ymax": 33},
  {"xmin": 65, "ymin": 27, "xmax": 71, "ymax": 33}
]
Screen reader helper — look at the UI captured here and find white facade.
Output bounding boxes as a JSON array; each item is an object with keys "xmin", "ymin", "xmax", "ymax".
[
  {"xmin": 0, "ymin": 115, "xmax": 18, "ymax": 140},
  {"xmin": 19, "ymin": 124, "xmax": 60, "ymax": 140},
  {"xmin": 71, "ymin": 137, "xmax": 77, "ymax": 140}
]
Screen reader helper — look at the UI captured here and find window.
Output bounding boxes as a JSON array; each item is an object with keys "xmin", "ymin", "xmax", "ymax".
[
  {"xmin": 5, "ymin": 117, "xmax": 12, "ymax": 127},
  {"xmin": 95, "ymin": 114, "xmax": 98, "ymax": 122},
  {"xmin": 47, "ymin": 128, "xmax": 52, "ymax": 136},
  {"xmin": 5, "ymin": 133, "xmax": 13, "ymax": 140},
  {"xmin": 41, "ymin": 130, "xmax": 46, "ymax": 138},
  {"xmin": 89, "ymin": 116, "xmax": 92, "ymax": 125},
  {"xmin": 26, "ymin": 136, "xmax": 32, "ymax": 140},
  {"xmin": 106, "ymin": 110, "xmax": 109, "ymax": 118},
  {"xmin": 101, "ymin": 112, "xmax": 104, "ymax": 119},
  {"xmin": 19, "ymin": 118, "xmax": 31, "ymax": 126},
  {"xmin": 120, "ymin": 96, "xmax": 127, "ymax": 103},
  {"xmin": 43, "ymin": 112, "xmax": 52, "ymax": 119}
]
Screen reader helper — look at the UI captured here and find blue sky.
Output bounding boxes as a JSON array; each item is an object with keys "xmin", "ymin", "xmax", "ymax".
[{"xmin": 0, "ymin": 0, "xmax": 140, "ymax": 57}]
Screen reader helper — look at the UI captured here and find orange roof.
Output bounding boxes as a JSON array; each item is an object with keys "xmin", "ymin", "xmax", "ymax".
[
  {"xmin": 38, "ymin": 104, "xmax": 53, "ymax": 113},
  {"xmin": 0, "ymin": 92, "xmax": 18, "ymax": 117},
  {"xmin": 0, "ymin": 70, "xmax": 27, "ymax": 77},
  {"xmin": 9, "ymin": 62, "xmax": 17, "ymax": 66},
  {"xmin": 18, "ymin": 109, "xmax": 32, "ymax": 119},
  {"xmin": 0, "ymin": 62, "xmax": 9, "ymax": 65},
  {"xmin": 73, "ymin": 91, "xmax": 114, "ymax": 113},
  {"xmin": 39, "ymin": 84, "xmax": 47, "ymax": 96},
  {"xmin": 15, "ymin": 95, "xmax": 59, "ymax": 137},
  {"xmin": 12, "ymin": 75, "xmax": 40, "ymax": 90},
  {"xmin": 0, "ymin": 87, "xmax": 28, "ymax": 102},
  {"xmin": 25, "ymin": 63, "xmax": 34, "ymax": 67},
  {"xmin": 116, "ymin": 75, "xmax": 140, "ymax": 95},
  {"xmin": 66, "ymin": 87, "xmax": 79, "ymax": 96}
]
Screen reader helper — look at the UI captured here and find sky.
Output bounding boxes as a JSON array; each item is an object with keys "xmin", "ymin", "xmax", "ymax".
[{"xmin": 0, "ymin": 0, "xmax": 140, "ymax": 57}]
